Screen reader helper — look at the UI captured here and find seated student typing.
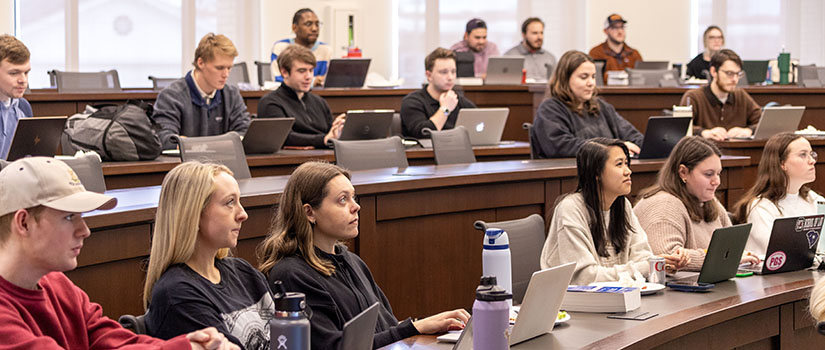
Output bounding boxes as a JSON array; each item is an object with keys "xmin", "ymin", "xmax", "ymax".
[
  {"xmin": 0, "ymin": 157, "xmax": 237, "ymax": 350},
  {"xmin": 540, "ymin": 139, "xmax": 687, "ymax": 285},
  {"xmin": 531, "ymin": 50, "xmax": 643, "ymax": 158},
  {"xmin": 143, "ymin": 162, "xmax": 274, "ymax": 349},
  {"xmin": 257, "ymin": 161, "xmax": 469, "ymax": 349},
  {"xmin": 733, "ymin": 132, "xmax": 824, "ymax": 257},
  {"xmin": 634, "ymin": 137, "xmax": 758, "ymax": 271},
  {"xmin": 258, "ymin": 44, "xmax": 345, "ymax": 148},
  {"xmin": 153, "ymin": 33, "xmax": 251, "ymax": 150}
]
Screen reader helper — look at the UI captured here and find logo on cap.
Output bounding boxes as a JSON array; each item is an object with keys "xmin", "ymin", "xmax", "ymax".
[{"xmin": 67, "ymin": 168, "xmax": 82, "ymax": 186}]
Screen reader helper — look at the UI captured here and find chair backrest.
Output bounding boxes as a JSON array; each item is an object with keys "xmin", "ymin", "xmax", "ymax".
[
  {"xmin": 626, "ymin": 68, "xmax": 679, "ymax": 87},
  {"xmin": 60, "ymin": 155, "xmax": 106, "ymax": 193},
  {"xmin": 228, "ymin": 62, "xmax": 250, "ymax": 86},
  {"xmin": 390, "ymin": 112, "xmax": 402, "ymax": 137},
  {"xmin": 254, "ymin": 61, "xmax": 273, "ymax": 86},
  {"xmin": 425, "ymin": 126, "xmax": 476, "ymax": 165},
  {"xmin": 47, "ymin": 70, "xmax": 57, "ymax": 87},
  {"xmin": 593, "ymin": 60, "xmax": 606, "ymax": 86},
  {"xmin": 118, "ymin": 314, "xmax": 147, "ymax": 334},
  {"xmin": 148, "ymin": 76, "xmax": 178, "ymax": 91},
  {"xmin": 54, "ymin": 70, "xmax": 122, "ymax": 93},
  {"xmin": 174, "ymin": 132, "xmax": 252, "ymax": 179},
  {"xmin": 798, "ymin": 64, "xmax": 822, "ymax": 87},
  {"xmin": 474, "ymin": 214, "xmax": 545, "ymax": 304},
  {"xmin": 332, "ymin": 136, "xmax": 408, "ymax": 171},
  {"xmin": 456, "ymin": 51, "xmax": 475, "ymax": 78},
  {"xmin": 522, "ymin": 122, "xmax": 535, "ymax": 159}
]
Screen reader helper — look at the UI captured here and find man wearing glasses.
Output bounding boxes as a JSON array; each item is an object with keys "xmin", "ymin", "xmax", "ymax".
[
  {"xmin": 680, "ymin": 49, "xmax": 761, "ymax": 141},
  {"xmin": 589, "ymin": 14, "xmax": 643, "ymax": 79},
  {"xmin": 270, "ymin": 8, "xmax": 332, "ymax": 86}
]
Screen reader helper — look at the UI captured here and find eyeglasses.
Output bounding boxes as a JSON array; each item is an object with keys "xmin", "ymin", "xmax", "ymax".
[
  {"xmin": 707, "ymin": 35, "xmax": 724, "ymax": 41},
  {"xmin": 719, "ymin": 69, "xmax": 744, "ymax": 79},
  {"xmin": 301, "ymin": 21, "xmax": 322, "ymax": 28},
  {"xmin": 608, "ymin": 25, "xmax": 626, "ymax": 31},
  {"xmin": 797, "ymin": 150, "xmax": 818, "ymax": 161}
]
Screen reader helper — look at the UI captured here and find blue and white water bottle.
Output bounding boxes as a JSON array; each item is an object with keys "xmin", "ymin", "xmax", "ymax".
[{"xmin": 482, "ymin": 228, "xmax": 512, "ymax": 307}]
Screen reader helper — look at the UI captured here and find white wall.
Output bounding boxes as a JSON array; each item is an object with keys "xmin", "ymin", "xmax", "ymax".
[{"xmin": 0, "ymin": 0, "xmax": 12, "ymax": 35}]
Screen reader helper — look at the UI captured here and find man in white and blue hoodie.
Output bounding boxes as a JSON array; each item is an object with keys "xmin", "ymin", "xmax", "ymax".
[
  {"xmin": 0, "ymin": 35, "xmax": 33, "ymax": 160},
  {"xmin": 153, "ymin": 33, "xmax": 251, "ymax": 150}
]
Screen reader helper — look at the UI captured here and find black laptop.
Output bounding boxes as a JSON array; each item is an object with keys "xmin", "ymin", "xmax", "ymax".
[
  {"xmin": 323, "ymin": 58, "xmax": 371, "ymax": 88},
  {"xmin": 6, "ymin": 116, "xmax": 67, "ymax": 161},
  {"xmin": 634, "ymin": 116, "xmax": 691, "ymax": 159},
  {"xmin": 338, "ymin": 110, "xmax": 394, "ymax": 141},
  {"xmin": 668, "ymin": 223, "xmax": 752, "ymax": 286},
  {"xmin": 742, "ymin": 60, "xmax": 769, "ymax": 85},
  {"xmin": 741, "ymin": 215, "xmax": 824, "ymax": 274},
  {"xmin": 242, "ymin": 118, "xmax": 294, "ymax": 154}
]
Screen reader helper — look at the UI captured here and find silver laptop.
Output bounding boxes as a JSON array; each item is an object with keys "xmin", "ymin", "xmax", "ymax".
[
  {"xmin": 437, "ymin": 262, "xmax": 576, "ymax": 346},
  {"xmin": 733, "ymin": 105, "xmax": 805, "ymax": 140},
  {"xmin": 485, "ymin": 57, "xmax": 524, "ymax": 85},
  {"xmin": 340, "ymin": 302, "xmax": 379, "ymax": 350},
  {"xmin": 242, "ymin": 118, "xmax": 294, "ymax": 154},
  {"xmin": 6, "ymin": 116, "xmax": 67, "ymax": 161},
  {"xmin": 454, "ymin": 108, "xmax": 509, "ymax": 146}
]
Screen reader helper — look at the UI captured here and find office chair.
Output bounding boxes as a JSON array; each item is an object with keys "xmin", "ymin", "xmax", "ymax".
[
  {"xmin": 522, "ymin": 122, "xmax": 535, "ymax": 159},
  {"xmin": 423, "ymin": 126, "xmax": 476, "ymax": 165},
  {"xmin": 593, "ymin": 60, "xmax": 606, "ymax": 86},
  {"xmin": 331, "ymin": 136, "xmax": 408, "ymax": 171},
  {"xmin": 54, "ymin": 70, "xmax": 122, "ymax": 93},
  {"xmin": 254, "ymin": 61, "xmax": 273, "ymax": 87},
  {"xmin": 228, "ymin": 62, "xmax": 250, "ymax": 86},
  {"xmin": 798, "ymin": 65, "xmax": 822, "ymax": 88},
  {"xmin": 390, "ymin": 113, "xmax": 403, "ymax": 137},
  {"xmin": 148, "ymin": 76, "xmax": 178, "ymax": 91},
  {"xmin": 118, "ymin": 314, "xmax": 147, "ymax": 334},
  {"xmin": 474, "ymin": 214, "xmax": 545, "ymax": 304},
  {"xmin": 626, "ymin": 68, "xmax": 680, "ymax": 87},
  {"xmin": 173, "ymin": 132, "xmax": 252, "ymax": 179},
  {"xmin": 634, "ymin": 61, "xmax": 670, "ymax": 70},
  {"xmin": 60, "ymin": 154, "xmax": 106, "ymax": 193},
  {"xmin": 456, "ymin": 51, "xmax": 475, "ymax": 78}
]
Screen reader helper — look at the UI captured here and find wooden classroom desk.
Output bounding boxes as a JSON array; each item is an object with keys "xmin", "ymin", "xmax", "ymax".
[
  {"xmin": 382, "ymin": 270, "xmax": 824, "ymax": 350},
  {"xmin": 99, "ymin": 141, "xmax": 531, "ymax": 189},
  {"xmin": 71, "ymin": 156, "xmax": 748, "ymax": 321}
]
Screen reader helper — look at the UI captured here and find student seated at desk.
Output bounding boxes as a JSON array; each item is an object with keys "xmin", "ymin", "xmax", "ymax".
[
  {"xmin": 634, "ymin": 137, "xmax": 758, "ymax": 271},
  {"xmin": 270, "ymin": 8, "xmax": 332, "ymax": 86},
  {"xmin": 0, "ymin": 35, "xmax": 33, "ymax": 159},
  {"xmin": 400, "ymin": 47, "xmax": 476, "ymax": 139},
  {"xmin": 540, "ymin": 139, "xmax": 687, "ymax": 285},
  {"xmin": 686, "ymin": 26, "xmax": 725, "ymax": 80},
  {"xmin": 679, "ymin": 49, "xmax": 760, "ymax": 141},
  {"xmin": 258, "ymin": 44, "xmax": 345, "ymax": 148},
  {"xmin": 143, "ymin": 162, "xmax": 274, "ymax": 349},
  {"xmin": 531, "ymin": 50, "xmax": 643, "ymax": 158},
  {"xmin": 153, "ymin": 33, "xmax": 252, "ymax": 150},
  {"xmin": 258, "ymin": 161, "xmax": 469, "ymax": 349},
  {"xmin": 0, "ymin": 157, "xmax": 237, "ymax": 350},
  {"xmin": 732, "ymin": 132, "xmax": 823, "ymax": 257}
]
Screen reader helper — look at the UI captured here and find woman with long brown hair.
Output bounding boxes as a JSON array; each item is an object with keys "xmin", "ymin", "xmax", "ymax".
[
  {"xmin": 732, "ymin": 132, "xmax": 822, "ymax": 257},
  {"xmin": 530, "ymin": 50, "xmax": 643, "ymax": 158}
]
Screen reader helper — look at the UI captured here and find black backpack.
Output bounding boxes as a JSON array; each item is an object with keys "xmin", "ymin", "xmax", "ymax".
[{"xmin": 63, "ymin": 100, "xmax": 162, "ymax": 161}]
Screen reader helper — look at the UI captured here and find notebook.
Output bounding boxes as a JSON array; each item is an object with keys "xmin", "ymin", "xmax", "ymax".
[
  {"xmin": 485, "ymin": 57, "xmax": 524, "ymax": 85},
  {"xmin": 241, "ymin": 118, "xmax": 294, "ymax": 154},
  {"xmin": 437, "ymin": 262, "xmax": 576, "ymax": 346},
  {"xmin": 323, "ymin": 58, "xmax": 371, "ymax": 88},
  {"xmin": 741, "ymin": 215, "xmax": 824, "ymax": 274},
  {"xmin": 732, "ymin": 105, "xmax": 805, "ymax": 140},
  {"xmin": 6, "ymin": 116, "xmax": 68, "ymax": 161},
  {"xmin": 340, "ymin": 302, "xmax": 379, "ymax": 350},
  {"xmin": 668, "ymin": 223, "xmax": 752, "ymax": 286},
  {"xmin": 339, "ymin": 110, "xmax": 394, "ymax": 141},
  {"xmin": 454, "ymin": 108, "xmax": 509, "ymax": 146},
  {"xmin": 634, "ymin": 116, "xmax": 691, "ymax": 159}
]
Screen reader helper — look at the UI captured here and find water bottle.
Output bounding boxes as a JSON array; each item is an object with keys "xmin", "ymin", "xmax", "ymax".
[
  {"xmin": 472, "ymin": 276, "xmax": 512, "ymax": 350},
  {"xmin": 482, "ymin": 228, "xmax": 512, "ymax": 307},
  {"xmin": 270, "ymin": 281, "xmax": 310, "ymax": 350}
]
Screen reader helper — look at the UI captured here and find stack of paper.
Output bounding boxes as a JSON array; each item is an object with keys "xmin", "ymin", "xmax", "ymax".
[{"xmin": 561, "ymin": 285, "xmax": 641, "ymax": 313}]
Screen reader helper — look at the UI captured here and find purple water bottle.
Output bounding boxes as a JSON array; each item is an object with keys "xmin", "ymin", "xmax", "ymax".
[{"xmin": 472, "ymin": 275, "xmax": 512, "ymax": 350}]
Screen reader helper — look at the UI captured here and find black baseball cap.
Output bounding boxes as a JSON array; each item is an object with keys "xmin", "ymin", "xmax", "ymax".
[
  {"xmin": 604, "ymin": 14, "xmax": 627, "ymax": 29},
  {"xmin": 465, "ymin": 18, "xmax": 487, "ymax": 33}
]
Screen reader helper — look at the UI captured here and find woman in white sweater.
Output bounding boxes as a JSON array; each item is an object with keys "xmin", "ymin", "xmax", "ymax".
[
  {"xmin": 540, "ymin": 138, "xmax": 687, "ymax": 285},
  {"xmin": 733, "ymin": 132, "xmax": 823, "ymax": 258}
]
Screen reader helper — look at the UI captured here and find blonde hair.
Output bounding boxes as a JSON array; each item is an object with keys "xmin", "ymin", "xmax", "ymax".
[
  {"xmin": 811, "ymin": 278, "xmax": 825, "ymax": 322},
  {"xmin": 193, "ymin": 33, "xmax": 238, "ymax": 68},
  {"xmin": 143, "ymin": 162, "xmax": 233, "ymax": 309}
]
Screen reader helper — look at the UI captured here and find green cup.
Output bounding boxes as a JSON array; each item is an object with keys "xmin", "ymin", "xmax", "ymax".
[{"xmin": 778, "ymin": 52, "xmax": 790, "ymax": 85}]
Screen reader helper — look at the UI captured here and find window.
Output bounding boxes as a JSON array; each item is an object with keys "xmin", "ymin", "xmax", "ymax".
[{"xmin": 17, "ymin": 0, "xmax": 66, "ymax": 89}]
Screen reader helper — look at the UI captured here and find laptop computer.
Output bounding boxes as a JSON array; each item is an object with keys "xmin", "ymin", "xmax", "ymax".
[
  {"xmin": 741, "ymin": 215, "xmax": 824, "ymax": 275},
  {"xmin": 437, "ymin": 262, "xmax": 576, "ymax": 346},
  {"xmin": 339, "ymin": 110, "xmax": 394, "ymax": 141},
  {"xmin": 6, "ymin": 116, "xmax": 68, "ymax": 161},
  {"xmin": 454, "ymin": 108, "xmax": 509, "ymax": 146},
  {"xmin": 634, "ymin": 116, "xmax": 691, "ymax": 159},
  {"xmin": 485, "ymin": 57, "xmax": 524, "ymax": 85},
  {"xmin": 340, "ymin": 302, "xmax": 379, "ymax": 350},
  {"xmin": 323, "ymin": 58, "xmax": 371, "ymax": 88},
  {"xmin": 733, "ymin": 105, "xmax": 805, "ymax": 140},
  {"xmin": 742, "ymin": 60, "xmax": 769, "ymax": 85},
  {"xmin": 241, "ymin": 118, "xmax": 294, "ymax": 154},
  {"xmin": 667, "ymin": 223, "xmax": 752, "ymax": 286}
]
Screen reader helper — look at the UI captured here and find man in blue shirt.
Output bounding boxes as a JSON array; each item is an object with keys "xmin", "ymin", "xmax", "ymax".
[
  {"xmin": 0, "ymin": 35, "xmax": 33, "ymax": 159},
  {"xmin": 270, "ymin": 8, "xmax": 332, "ymax": 86}
]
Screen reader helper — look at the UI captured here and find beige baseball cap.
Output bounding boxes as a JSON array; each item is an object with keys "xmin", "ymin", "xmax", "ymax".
[{"xmin": 0, "ymin": 157, "xmax": 117, "ymax": 217}]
